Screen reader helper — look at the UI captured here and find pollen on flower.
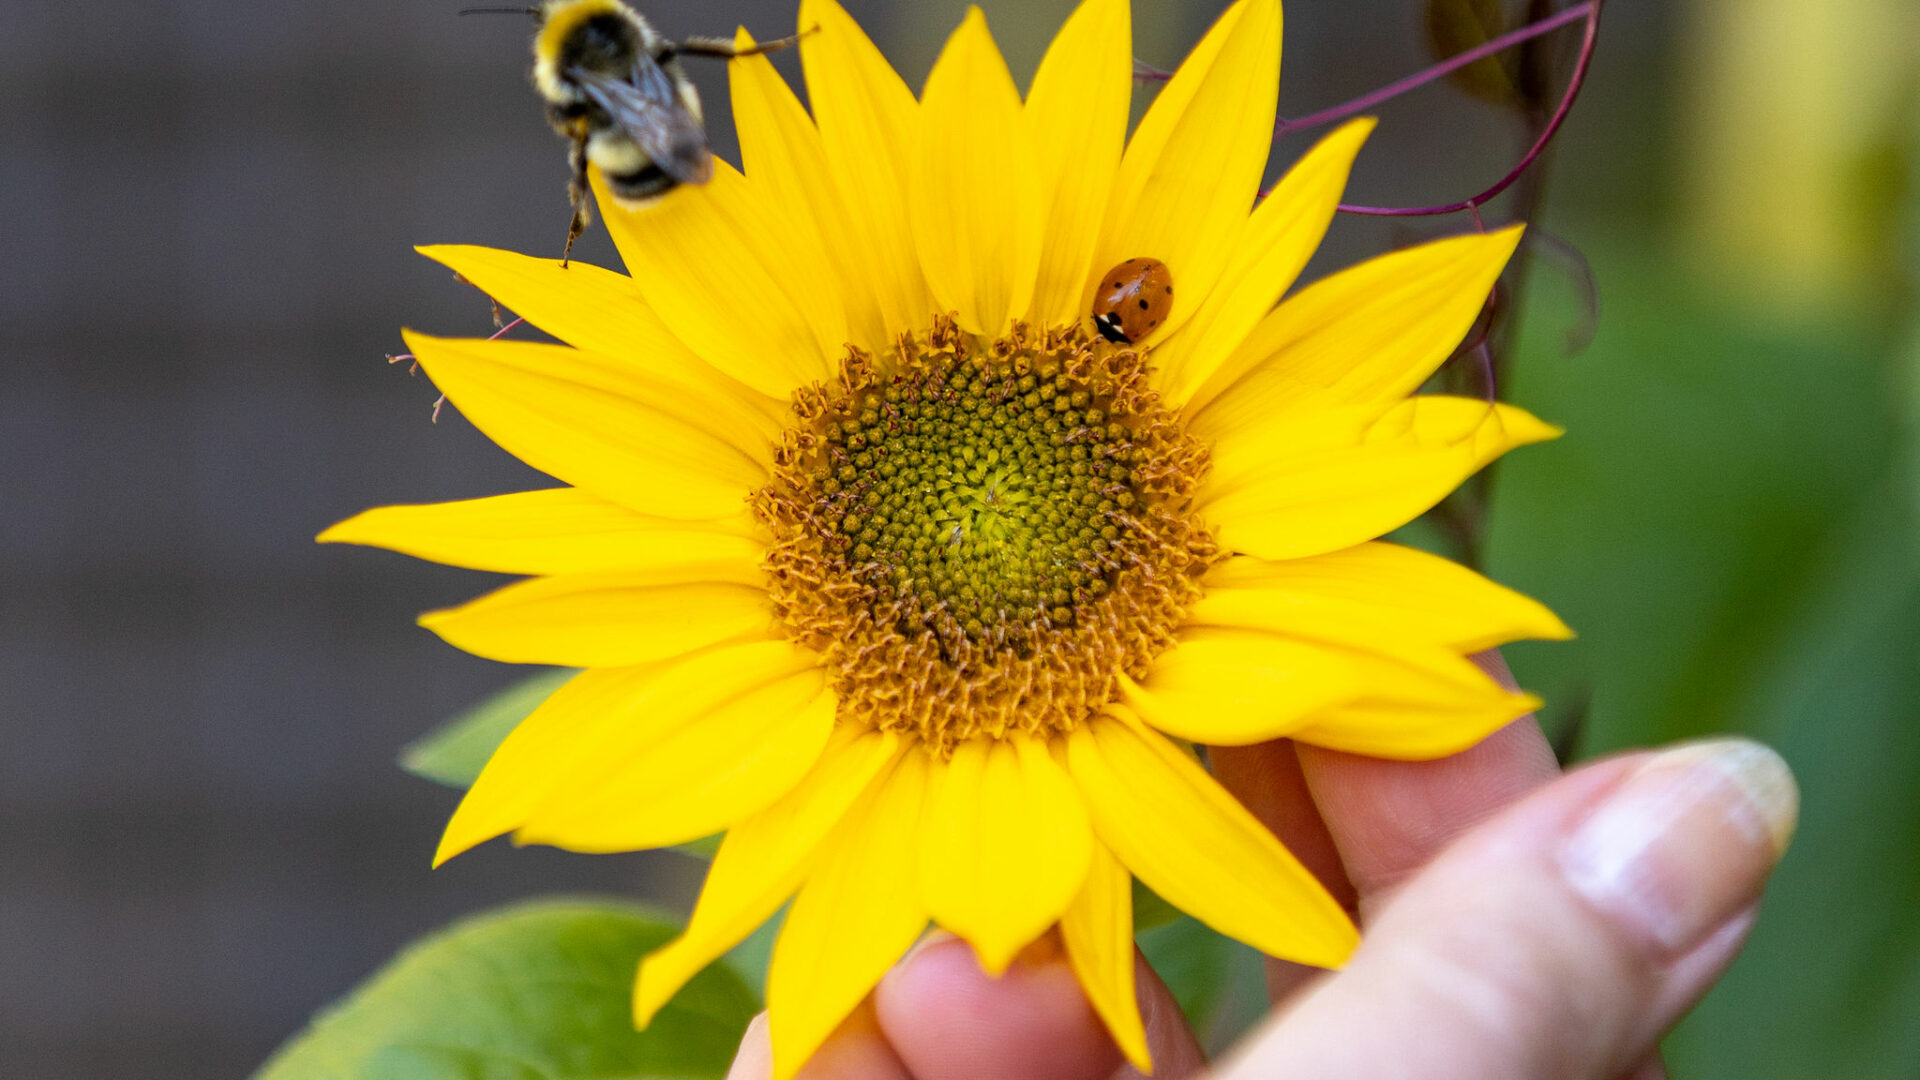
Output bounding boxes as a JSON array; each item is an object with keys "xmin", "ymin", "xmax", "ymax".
[{"xmin": 755, "ymin": 315, "xmax": 1218, "ymax": 753}]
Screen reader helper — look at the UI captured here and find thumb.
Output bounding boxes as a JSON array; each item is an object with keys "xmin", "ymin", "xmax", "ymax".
[{"xmin": 1214, "ymin": 738, "xmax": 1797, "ymax": 1080}]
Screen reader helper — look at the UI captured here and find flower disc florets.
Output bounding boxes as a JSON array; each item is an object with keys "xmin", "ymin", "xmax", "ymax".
[{"xmin": 756, "ymin": 316, "xmax": 1218, "ymax": 752}]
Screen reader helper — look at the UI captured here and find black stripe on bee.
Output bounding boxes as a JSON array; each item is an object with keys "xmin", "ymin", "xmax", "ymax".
[{"xmin": 605, "ymin": 160, "xmax": 675, "ymax": 202}]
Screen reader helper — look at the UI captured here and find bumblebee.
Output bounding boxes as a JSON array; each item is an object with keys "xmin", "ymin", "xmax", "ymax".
[{"xmin": 504, "ymin": 0, "xmax": 803, "ymax": 262}]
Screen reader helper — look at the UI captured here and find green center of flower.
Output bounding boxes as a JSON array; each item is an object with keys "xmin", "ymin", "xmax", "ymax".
[
  {"xmin": 756, "ymin": 317, "xmax": 1219, "ymax": 752},
  {"xmin": 819, "ymin": 353, "xmax": 1138, "ymax": 650}
]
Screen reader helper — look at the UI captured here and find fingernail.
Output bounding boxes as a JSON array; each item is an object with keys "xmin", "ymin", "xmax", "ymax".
[{"xmin": 1560, "ymin": 738, "xmax": 1798, "ymax": 952}]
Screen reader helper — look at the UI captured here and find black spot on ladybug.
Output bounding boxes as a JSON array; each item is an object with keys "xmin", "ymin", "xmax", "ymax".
[{"xmin": 1137, "ymin": 298, "xmax": 1149, "ymax": 309}]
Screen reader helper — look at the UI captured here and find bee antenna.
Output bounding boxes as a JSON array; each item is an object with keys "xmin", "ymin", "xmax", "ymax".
[{"xmin": 458, "ymin": 6, "xmax": 539, "ymax": 15}]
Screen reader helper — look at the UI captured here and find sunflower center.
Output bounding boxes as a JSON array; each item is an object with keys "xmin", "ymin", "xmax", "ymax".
[
  {"xmin": 823, "ymin": 342, "xmax": 1134, "ymax": 645},
  {"xmin": 756, "ymin": 317, "xmax": 1218, "ymax": 753}
]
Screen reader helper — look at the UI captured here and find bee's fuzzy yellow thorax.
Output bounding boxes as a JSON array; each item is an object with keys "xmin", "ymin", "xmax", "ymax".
[{"xmin": 533, "ymin": 0, "xmax": 636, "ymax": 101}]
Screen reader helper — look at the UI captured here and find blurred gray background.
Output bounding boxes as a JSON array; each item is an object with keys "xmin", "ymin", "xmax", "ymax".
[{"xmin": 12, "ymin": 1, "xmax": 1917, "ymax": 1078}]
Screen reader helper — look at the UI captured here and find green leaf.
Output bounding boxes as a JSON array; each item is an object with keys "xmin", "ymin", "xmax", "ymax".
[
  {"xmin": 253, "ymin": 897, "xmax": 757, "ymax": 1080},
  {"xmin": 399, "ymin": 669, "xmax": 577, "ymax": 789},
  {"xmin": 1136, "ymin": 915, "xmax": 1268, "ymax": 1055},
  {"xmin": 1130, "ymin": 877, "xmax": 1182, "ymax": 932}
]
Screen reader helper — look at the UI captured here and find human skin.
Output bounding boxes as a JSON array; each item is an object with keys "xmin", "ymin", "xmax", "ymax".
[{"xmin": 724, "ymin": 654, "xmax": 1798, "ymax": 1080}]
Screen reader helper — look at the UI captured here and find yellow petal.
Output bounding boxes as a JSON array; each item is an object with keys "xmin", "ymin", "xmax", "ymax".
[
  {"xmin": 434, "ymin": 639, "xmax": 820, "ymax": 865},
  {"xmin": 1023, "ymin": 0, "xmax": 1130, "ymax": 329},
  {"xmin": 1120, "ymin": 626, "xmax": 1361, "ymax": 745},
  {"xmin": 415, "ymin": 244, "xmax": 791, "ymax": 434},
  {"xmin": 1157, "ymin": 604, "xmax": 1537, "ymax": 753},
  {"xmin": 768, "ymin": 748, "xmax": 931, "ymax": 1080},
  {"xmin": 435, "ymin": 663, "xmax": 649, "ymax": 866},
  {"xmin": 415, "ymin": 245, "xmax": 650, "ymax": 357},
  {"xmin": 1058, "ymin": 842, "xmax": 1150, "ymax": 1073},
  {"xmin": 918, "ymin": 735, "xmax": 1092, "ymax": 975},
  {"xmin": 318, "ymin": 487, "xmax": 764, "ymax": 576},
  {"xmin": 1185, "ymin": 226, "xmax": 1524, "ymax": 432},
  {"xmin": 1090, "ymin": 0, "xmax": 1281, "ymax": 345},
  {"xmin": 1175, "ymin": 599, "xmax": 1536, "ymax": 753},
  {"xmin": 910, "ymin": 8, "xmax": 1041, "ymax": 336},
  {"xmin": 1294, "ymin": 686, "xmax": 1541, "ymax": 760},
  {"xmin": 1171, "ymin": 576, "xmax": 1547, "ymax": 755},
  {"xmin": 1185, "ymin": 584, "xmax": 1541, "ymax": 685},
  {"xmin": 516, "ymin": 672, "xmax": 836, "ymax": 852},
  {"xmin": 419, "ymin": 568, "xmax": 770, "ymax": 668},
  {"xmin": 1201, "ymin": 397, "xmax": 1562, "ymax": 561},
  {"xmin": 799, "ymin": 0, "xmax": 934, "ymax": 340},
  {"xmin": 596, "ymin": 163, "xmax": 842, "ymax": 398},
  {"xmin": 730, "ymin": 29, "xmax": 890, "ymax": 353},
  {"xmin": 1153, "ymin": 118, "xmax": 1374, "ymax": 406},
  {"xmin": 403, "ymin": 331, "xmax": 768, "ymax": 520},
  {"xmin": 635, "ymin": 726, "xmax": 903, "ymax": 1026},
  {"xmin": 1064, "ymin": 711, "xmax": 1356, "ymax": 968},
  {"xmin": 1204, "ymin": 544, "xmax": 1574, "ymax": 653}
]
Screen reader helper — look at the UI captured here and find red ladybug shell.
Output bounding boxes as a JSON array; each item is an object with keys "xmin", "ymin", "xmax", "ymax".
[{"xmin": 1091, "ymin": 257, "xmax": 1173, "ymax": 344}]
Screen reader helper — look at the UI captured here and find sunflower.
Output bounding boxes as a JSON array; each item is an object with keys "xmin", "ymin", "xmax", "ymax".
[{"xmin": 321, "ymin": 0, "xmax": 1570, "ymax": 1074}]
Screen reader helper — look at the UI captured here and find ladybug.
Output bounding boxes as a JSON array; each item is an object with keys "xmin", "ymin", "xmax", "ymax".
[{"xmin": 1091, "ymin": 257, "xmax": 1173, "ymax": 344}]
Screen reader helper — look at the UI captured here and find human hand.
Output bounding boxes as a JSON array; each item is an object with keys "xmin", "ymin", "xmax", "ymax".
[{"xmin": 723, "ymin": 656, "xmax": 1798, "ymax": 1080}]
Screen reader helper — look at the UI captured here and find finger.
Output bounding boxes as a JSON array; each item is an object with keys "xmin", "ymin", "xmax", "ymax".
[
  {"xmin": 1208, "ymin": 739, "xmax": 1353, "ymax": 1003},
  {"xmin": 875, "ymin": 935, "xmax": 1122, "ymax": 1080},
  {"xmin": 1117, "ymin": 949, "xmax": 1208, "ymax": 1079},
  {"xmin": 725, "ymin": 1014, "xmax": 773, "ymax": 1080},
  {"xmin": 1210, "ymin": 740, "xmax": 1355, "ymax": 907},
  {"xmin": 1296, "ymin": 649, "xmax": 1561, "ymax": 915},
  {"xmin": 1213, "ymin": 738, "xmax": 1798, "ymax": 1080},
  {"xmin": 873, "ymin": 936, "xmax": 1207, "ymax": 1080},
  {"xmin": 726, "ymin": 1003, "xmax": 912, "ymax": 1080},
  {"xmin": 1646, "ymin": 903, "xmax": 1757, "ymax": 1031},
  {"xmin": 1619, "ymin": 1053, "xmax": 1670, "ymax": 1080}
]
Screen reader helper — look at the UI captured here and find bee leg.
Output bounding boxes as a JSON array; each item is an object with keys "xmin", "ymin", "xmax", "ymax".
[
  {"xmin": 562, "ymin": 206, "xmax": 586, "ymax": 269},
  {"xmin": 562, "ymin": 137, "xmax": 591, "ymax": 268},
  {"xmin": 674, "ymin": 26, "xmax": 813, "ymax": 61}
]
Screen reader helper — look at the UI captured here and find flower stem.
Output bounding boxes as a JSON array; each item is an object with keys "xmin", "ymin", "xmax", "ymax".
[
  {"xmin": 1272, "ymin": 2, "xmax": 1595, "ymax": 141},
  {"xmin": 1335, "ymin": 1, "xmax": 1605, "ymax": 217}
]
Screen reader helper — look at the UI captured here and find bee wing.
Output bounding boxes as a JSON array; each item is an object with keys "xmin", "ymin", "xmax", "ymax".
[{"xmin": 568, "ymin": 59, "xmax": 714, "ymax": 186}]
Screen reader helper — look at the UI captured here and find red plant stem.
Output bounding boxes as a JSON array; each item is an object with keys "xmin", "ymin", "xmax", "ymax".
[
  {"xmin": 1272, "ymin": 2, "xmax": 1594, "ymax": 140},
  {"xmin": 1337, "ymin": 1, "xmax": 1604, "ymax": 216}
]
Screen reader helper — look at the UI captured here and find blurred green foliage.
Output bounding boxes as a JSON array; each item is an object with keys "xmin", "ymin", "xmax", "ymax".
[
  {"xmin": 1423, "ymin": 0, "xmax": 1523, "ymax": 106},
  {"xmin": 1490, "ymin": 242, "xmax": 1920, "ymax": 1079}
]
